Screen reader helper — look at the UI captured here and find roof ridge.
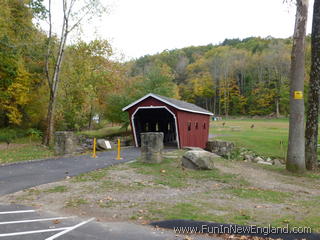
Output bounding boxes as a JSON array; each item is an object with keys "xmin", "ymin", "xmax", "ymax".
[{"xmin": 122, "ymin": 93, "xmax": 213, "ymax": 116}]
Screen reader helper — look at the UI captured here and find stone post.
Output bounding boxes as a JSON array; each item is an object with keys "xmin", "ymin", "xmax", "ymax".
[
  {"xmin": 54, "ymin": 131, "xmax": 77, "ymax": 156},
  {"xmin": 140, "ymin": 132, "xmax": 164, "ymax": 163}
]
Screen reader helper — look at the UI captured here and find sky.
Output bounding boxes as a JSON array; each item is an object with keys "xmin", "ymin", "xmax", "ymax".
[{"xmin": 50, "ymin": 0, "xmax": 315, "ymax": 60}]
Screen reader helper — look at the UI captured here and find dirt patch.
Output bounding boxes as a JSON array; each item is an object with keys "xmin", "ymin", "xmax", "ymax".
[
  {"xmin": 1, "ymin": 150, "xmax": 320, "ymax": 231},
  {"xmin": 214, "ymin": 161, "xmax": 320, "ymax": 195}
]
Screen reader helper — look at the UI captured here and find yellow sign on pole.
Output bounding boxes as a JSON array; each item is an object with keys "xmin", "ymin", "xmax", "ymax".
[
  {"xmin": 294, "ymin": 91, "xmax": 303, "ymax": 99},
  {"xmin": 92, "ymin": 138, "xmax": 97, "ymax": 158},
  {"xmin": 117, "ymin": 138, "xmax": 121, "ymax": 160}
]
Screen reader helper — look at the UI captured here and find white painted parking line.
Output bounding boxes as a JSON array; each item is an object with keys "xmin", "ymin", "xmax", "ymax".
[
  {"xmin": 0, "ymin": 216, "xmax": 75, "ymax": 225},
  {"xmin": 0, "ymin": 210, "xmax": 36, "ymax": 215},
  {"xmin": 0, "ymin": 227, "xmax": 69, "ymax": 237},
  {"xmin": 45, "ymin": 218, "xmax": 95, "ymax": 240}
]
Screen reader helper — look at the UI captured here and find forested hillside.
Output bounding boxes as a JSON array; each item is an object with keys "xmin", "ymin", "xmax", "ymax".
[
  {"xmin": 0, "ymin": 0, "xmax": 312, "ymax": 133},
  {"xmin": 127, "ymin": 36, "xmax": 312, "ymax": 118}
]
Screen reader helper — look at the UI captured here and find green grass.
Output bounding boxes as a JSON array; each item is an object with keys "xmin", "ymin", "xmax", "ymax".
[
  {"xmin": 0, "ymin": 143, "xmax": 53, "ymax": 164},
  {"xmin": 259, "ymin": 164, "xmax": 320, "ymax": 180},
  {"xmin": 211, "ymin": 118, "xmax": 320, "ymax": 161},
  {"xmin": 146, "ymin": 202, "xmax": 253, "ymax": 225},
  {"xmin": 65, "ymin": 198, "xmax": 88, "ymax": 207},
  {"xmin": 44, "ymin": 185, "xmax": 68, "ymax": 193},
  {"xmin": 0, "ymin": 128, "xmax": 53, "ymax": 164},
  {"xmin": 72, "ymin": 169, "xmax": 107, "ymax": 182},
  {"xmin": 98, "ymin": 180, "xmax": 147, "ymax": 192},
  {"xmin": 79, "ymin": 126, "xmax": 129, "ymax": 139},
  {"xmin": 129, "ymin": 152, "xmax": 248, "ymax": 188},
  {"xmin": 224, "ymin": 187, "xmax": 292, "ymax": 203},
  {"xmin": 72, "ymin": 168, "xmax": 149, "ymax": 192},
  {"xmin": 211, "ymin": 119, "xmax": 289, "ymax": 159}
]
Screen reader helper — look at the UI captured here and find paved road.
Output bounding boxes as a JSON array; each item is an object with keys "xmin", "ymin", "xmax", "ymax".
[
  {"xmin": 0, "ymin": 147, "xmax": 140, "ymax": 196},
  {"xmin": 0, "ymin": 204, "xmax": 218, "ymax": 240}
]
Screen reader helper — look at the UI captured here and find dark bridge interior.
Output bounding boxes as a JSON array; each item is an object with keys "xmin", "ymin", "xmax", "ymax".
[{"xmin": 133, "ymin": 108, "xmax": 177, "ymax": 147}]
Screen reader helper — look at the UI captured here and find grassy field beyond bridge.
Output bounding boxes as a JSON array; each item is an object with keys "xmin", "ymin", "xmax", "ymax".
[{"xmin": 210, "ymin": 118, "xmax": 290, "ymax": 159}]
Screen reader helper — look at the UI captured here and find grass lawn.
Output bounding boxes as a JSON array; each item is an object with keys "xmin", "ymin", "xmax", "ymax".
[
  {"xmin": 0, "ymin": 140, "xmax": 53, "ymax": 165},
  {"xmin": 210, "ymin": 118, "xmax": 291, "ymax": 159},
  {"xmin": 0, "ymin": 124, "xmax": 129, "ymax": 165}
]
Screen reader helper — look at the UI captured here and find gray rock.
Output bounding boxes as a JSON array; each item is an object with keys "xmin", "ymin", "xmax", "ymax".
[
  {"xmin": 273, "ymin": 159, "xmax": 284, "ymax": 166},
  {"xmin": 266, "ymin": 157, "xmax": 272, "ymax": 162},
  {"xmin": 244, "ymin": 154, "xmax": 253, "ymax": 162},
  {"xmin": 253, "ymin": 157, "xmax": 264, "ymax": 163},
  {"xmin": 97, "ymin": 139, "xmax": 112, "ymax": 150},
  {"xmin": 257, "ymin": 160, "xmax": 273, "ymax": 165},
  {"xmin": 206, "ymin": 140, "xmax": 234, "ymax": 157},
  {"xmin": 181, "ymin": 150, "xmax": 218, "ymax": 170},
  {"xmin": 140, "ymin": 132, "xmax": 164, "ymax": 163}
]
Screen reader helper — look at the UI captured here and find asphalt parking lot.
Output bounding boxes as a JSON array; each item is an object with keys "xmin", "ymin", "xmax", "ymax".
[
  {"xmin": 0, "ymin": 204, "xmax": 218, "ymax": 240},
  {"xmin": 0, "ymin": 204, "xmax": 97, "ymax": 240}
]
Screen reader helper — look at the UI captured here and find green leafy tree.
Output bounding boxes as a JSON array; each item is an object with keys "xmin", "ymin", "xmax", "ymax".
[{"xmin": 105, "ymin": 66, "xmax": 178, "ymax": 126}]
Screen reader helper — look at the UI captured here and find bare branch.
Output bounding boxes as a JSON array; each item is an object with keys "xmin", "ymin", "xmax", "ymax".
[{"xmin": 45, "ymin": 0, "xmax": 53, "ymax": 94}]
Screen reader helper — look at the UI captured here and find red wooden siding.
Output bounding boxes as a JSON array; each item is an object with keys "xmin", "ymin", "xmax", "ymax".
[
  {"xmin": 126, "ymin": 96, "xmax": 210, "ymax": 149},
  {"xmin": 176, "ymin": 110, "xmax": 210, "ymax": 148}
]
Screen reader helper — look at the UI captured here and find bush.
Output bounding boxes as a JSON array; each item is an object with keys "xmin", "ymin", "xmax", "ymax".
[
  {"xmin": 0, "ymin": 129, "xmax": 19, "ymax": 144},
  {"xmin": 26, "ymin": 128, "xmax": 43, "ymax": 138},
  {"xmin": 0, "ymin": 128, "xmax": 42, "ymax": 144}
]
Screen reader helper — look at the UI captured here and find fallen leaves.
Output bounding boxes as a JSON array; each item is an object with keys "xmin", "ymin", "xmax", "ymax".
[{"xmin": 52, "ymin": 219, "xmax": 61, "ymax": 224}]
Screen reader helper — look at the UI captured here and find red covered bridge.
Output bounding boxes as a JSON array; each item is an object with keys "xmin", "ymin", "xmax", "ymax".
[{"xmin": 122, "ymin": 93, "xmax": 213, "ymax": 149}]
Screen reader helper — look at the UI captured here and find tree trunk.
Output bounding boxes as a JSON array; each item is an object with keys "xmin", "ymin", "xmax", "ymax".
[
  {"xmin": 305, "ymin": 0, "xmax": 320, "ymax": 171},
  {"xmin": 276, "ymin": 97, "xmax": 280, "ymax": 118},
  {"xmin": 287, "ymin": 0, "xmax": 308, "ymax": 173},
  {"xmin": 224, "ymin": 72, "xmax": 228, "ymax": 119},
  {"xmin": 43, "ymin": 3, "xmax": 68, "ymax": 146},
  {"xmin": 43, "ymin": 94, "xmax": 56, "ymax": 146},
  {"xmin": 88, "ymin": 104, "xmax": 93, "ymax": 129}
]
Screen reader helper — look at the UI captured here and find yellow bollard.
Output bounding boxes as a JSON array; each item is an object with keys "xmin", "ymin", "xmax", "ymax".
[
  {"xmin": 117, "ymin": 138, "xmax": 121, "ymax": 160},
  {"xmin": 92, "ymin": 138, "xmax": 97, "ymax": 158}
]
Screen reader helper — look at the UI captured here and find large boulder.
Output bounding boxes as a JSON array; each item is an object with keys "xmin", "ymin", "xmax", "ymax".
[
  {"xmin": 97, "ymin": 139, "xmax": 112, "ymax": 150},
  {"xmin": 181, "ymin": 150, "xmax": 218, "ymax": 170},
  {"xmin": 140, "ymin": 132, "xmax": 164, "ymax": 163},
  {"xmin": 206, "ymin": 140, "xmax": 234, "ymax": 157}
]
